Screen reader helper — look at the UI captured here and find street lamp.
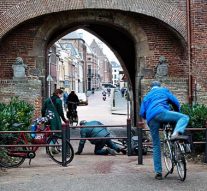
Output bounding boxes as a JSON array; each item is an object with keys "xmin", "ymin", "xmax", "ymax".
[{"xmin": 47, "ymin": 50, "xmax": 54, "ymax": 96}]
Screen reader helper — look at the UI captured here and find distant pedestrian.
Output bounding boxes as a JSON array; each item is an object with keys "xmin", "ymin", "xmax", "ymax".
[
  {"xmin": 121, "ymin": 87, "xmax": 125, "ymax": 97},
  {"xmin": 61, "ymin": 87, "xmax": 68, "ymax": 111}
]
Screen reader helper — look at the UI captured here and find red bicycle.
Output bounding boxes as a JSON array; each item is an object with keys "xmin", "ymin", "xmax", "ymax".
[{"xmin": 0, "ymin": 123, "xmax": 74, "ymax": 168}]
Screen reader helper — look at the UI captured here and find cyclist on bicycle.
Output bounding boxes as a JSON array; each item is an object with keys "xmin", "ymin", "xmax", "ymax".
[
  {"xmin": 140, "ymin": 81, "xmax": 189, "ymax": 180},
  {"xmin": 67, "ymin": 90, "xmax": 79, "ymax": 120}
]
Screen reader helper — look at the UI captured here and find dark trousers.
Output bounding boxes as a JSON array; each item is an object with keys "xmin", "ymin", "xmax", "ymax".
[{"xmin": 94, "ymin": 139, "xmax": 120, "ymax": 155}]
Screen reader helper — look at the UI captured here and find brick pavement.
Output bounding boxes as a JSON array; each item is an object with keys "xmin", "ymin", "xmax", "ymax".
[{"xmin": 1, "ymin": 142, "xmax": 207, "ymax": 191}]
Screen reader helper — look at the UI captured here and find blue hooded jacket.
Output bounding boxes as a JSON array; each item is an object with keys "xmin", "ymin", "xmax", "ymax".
[{"xmin": 140, "ymin": 87, "xmax": 180, "ymax": 124}]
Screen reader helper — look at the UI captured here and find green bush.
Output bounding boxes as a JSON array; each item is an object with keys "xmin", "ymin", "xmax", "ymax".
[
  {"xmin": 0, "ymin": 97, "xmax": 34, "ymax": 142},
  {"xmin": 181, "ymin": 103, "xmax": 207, "ymax": 142}
]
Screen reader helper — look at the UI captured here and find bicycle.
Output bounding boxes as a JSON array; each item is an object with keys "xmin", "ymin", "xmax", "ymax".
[
  {"xmin": 162, "ymin": 123, "xmax": 190, "ymax": 181},
  {"xmin": 0, "ymin": 121, "xmax": 74, "ymax": 168},
  {"xmin": 67, "ymin": 101, "xmax": 79, "ymax": 126}
]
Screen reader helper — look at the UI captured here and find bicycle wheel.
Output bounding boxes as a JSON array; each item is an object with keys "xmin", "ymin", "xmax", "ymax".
[
  {"xmin": 46, "ymin": 135, "xmax": 74, "ymax": 165},
  {"xmin": 163, "ymin": 140, "xmax": 173, "ymax": 173},
  {"xmin": 68, "ymin": 115, "xmax": 74, "ymax": 126},
  {"xmin": 73, "ymin": 115, "xmax": 78, "ymax": 126},
  {"xmin": 0, "ymin": 138, "xmax": 26, "ymax": 168},
  {"xmin": 174, "ymin": 142, "xmax": 186, "ymax": 181}
]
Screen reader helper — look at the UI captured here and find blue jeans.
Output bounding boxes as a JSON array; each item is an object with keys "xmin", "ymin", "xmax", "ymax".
[
  {"xmin": 148, "ymin": 111, "xmax": 189, "ymax": 173},
  {"xmin": 94, "ymin": 138, "xmax": 120, "ymax": 155}
]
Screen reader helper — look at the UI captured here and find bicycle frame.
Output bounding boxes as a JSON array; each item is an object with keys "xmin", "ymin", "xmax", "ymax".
[{"xmin": 7, "ymin": 125, "xmax": 52, "ymax": 158}]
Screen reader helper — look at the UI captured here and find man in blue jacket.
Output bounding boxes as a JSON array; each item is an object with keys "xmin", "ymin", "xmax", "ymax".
[
  {"xmin": 140, "ymin": 81, "xmax": 189, "ymax": 180},
  {"xmin": 75, "ymin": 120, "xmax": 126, "ymax": 155}
]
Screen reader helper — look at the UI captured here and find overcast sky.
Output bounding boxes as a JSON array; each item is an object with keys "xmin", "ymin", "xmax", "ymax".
[{"xmin": 76, "ymin": 29, "xmax": 119, "ymax": 63}]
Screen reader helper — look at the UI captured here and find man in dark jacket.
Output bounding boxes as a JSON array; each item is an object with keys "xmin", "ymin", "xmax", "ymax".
[
  {"xmin": 67, "ymin": 90, "xmax": 79, "ymax": 119},
  {"xmin": 140, "ymin": 81, "xmax": 189, "ymax": 180},
  {"xmin": 75, "ymin": 120, "xmax": 126, "ymax": 155}
]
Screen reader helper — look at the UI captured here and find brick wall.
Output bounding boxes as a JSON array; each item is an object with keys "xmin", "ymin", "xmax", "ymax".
[
  {"xmin": 0, "ymin": 1, "xmax": 187, "ymax": 40},
  {"xmin": 191, "ymin": 1, "xmax": 207, "ymax": 91},
  {"xmin": 138, "ymin": 15, "xmax": 188, "ymax": 78},
  {"xmin": 0, "ymin": 79, "xmax": 42, "ymax": 118},
  {"xmin": 141, "ymin": 78, "xmax": 188, "ymax": 104},
  {"xmin": 0, "ymin": 20, "xmax": 42, "ymax": 79},
  {"xmin": 0, "ymin": 0, "xmax": 22, "ymax": 14},
  {"xmin": 141, "ymin": 77, "xmax": 207, "ymax": 105}
]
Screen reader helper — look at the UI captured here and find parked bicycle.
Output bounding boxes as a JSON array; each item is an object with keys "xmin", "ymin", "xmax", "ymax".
[
  {"xmin": 163, "ymin": 123, "xmax": 190, "ymax": 181},
  {"xmin": 67, "ymin": 101, "xmax": 79, "ymax": 126},
  {"xmin": 0, "ymin": 114, "xmax": 74, "ymax": 168}
]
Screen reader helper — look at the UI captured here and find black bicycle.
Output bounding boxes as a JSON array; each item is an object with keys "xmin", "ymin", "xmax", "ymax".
[
  {"xmin": 67, "ymin": 101, "xmax": 79, "ymax": 126},
  {"xmin": 163, "ymin": 123, "xmax": 190, "ymax": 181}
]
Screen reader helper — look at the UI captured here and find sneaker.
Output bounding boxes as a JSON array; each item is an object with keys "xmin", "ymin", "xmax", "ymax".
[
  {"xmin": 155, "ymin": 173, "xmax": 162, "ymax": 180},
  {"xmin": 120, "ymin": 148, "xmax": 127, "ymax": 155},
  {"xmin": 170, "ymin": 133, "xmax": 189, "ymax": 141},
  {"xmin": 107, "ymin": 148, "xmax": 116, "ymax": 156}
]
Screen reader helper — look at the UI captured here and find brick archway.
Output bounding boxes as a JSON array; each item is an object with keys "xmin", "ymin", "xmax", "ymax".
[
  {"xmin": 0, "ymin": 5, "xmax": 190, "ymax": 124},
  {"xmin": 25, "ymin": 10, "xmax": 151, "ymax": 123},
  {"xmin": 0, "ymin": 0, "xmax": 186, "ymax": 41}
]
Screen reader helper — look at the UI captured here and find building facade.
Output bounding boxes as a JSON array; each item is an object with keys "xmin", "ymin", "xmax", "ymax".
[
  {"xmin": 58, "ymin": 32, "xmax": 87, "ymax": 93},
  {"xmin": 111, "ymin": 61, "xmax": 122, "ymax": 87},
  {"xmin": 90, "ymin": 39, "xmax": 112, "ymax": 84},
  {"xmin": 86, "ymin": 44, "xmax": 100, "ymax": 91}
]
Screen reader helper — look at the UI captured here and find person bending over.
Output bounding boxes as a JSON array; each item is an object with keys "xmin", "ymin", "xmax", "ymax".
[{"xmin": 75, "ymin": 120, "xmax": 126, "ymax": 155}]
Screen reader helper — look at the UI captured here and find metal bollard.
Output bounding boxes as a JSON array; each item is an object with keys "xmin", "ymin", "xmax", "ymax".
[
  {"xmin": 127, "ymin": 119, "xmax": 132, "ymax": 156},
  {"xmin": 62, "ymin": 124, "xmax": 67, "ymax": 167},
  {"xmin": 66, "ymin": 122, "xmax": 70, "ymax": 141},
  {"xmin": 113, "ymin": 98, "xmax": 115, "ymax": 107},
  {"xmin": 138, "ymin": 127, "xmax": 143, "ymax": 164},
  {"xmin": 137, "ymin": 121, "xmax": 144, "ymax": 165}
]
